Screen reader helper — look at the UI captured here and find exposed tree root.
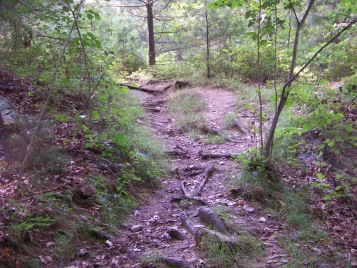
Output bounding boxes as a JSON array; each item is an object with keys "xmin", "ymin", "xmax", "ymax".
[
  {"xmin": 196, "ymin": 164, "xmax": 215, "ymax": 196},
  {"xmin": 197, "ymin": 207, "xmax": 229, "ymax": 234},
  {"xmin": 180, "ymin": 211, "xmax": 238, "ymax": 249},
  {"xmin": 230, "ymin": 118, "xmax": 249, "ymax": 135}
]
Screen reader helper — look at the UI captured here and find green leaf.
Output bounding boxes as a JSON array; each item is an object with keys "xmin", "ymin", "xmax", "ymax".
[
  {"xmin": 87, "ymin": 13, "xmax": 94, "ymax": 20},
  {"xmin": 323, "ymin": 195, "xmax": 332, "ymax": 201},
  {"xmin": 303, "ymin": 124, "xmax": 312, "ymax": 132},
  {"xmin": 346, "ymin": 125, "xmax": 354, "ymax": 133},
  {"xmin": 316, "ymin": 172, "xmax": 324, "ymax": 180},
  {"xmin": 82, "ymin": 125, "xmax": 89, "ymax": 132},
  {"xmin": 92, "ymin": 111, "xmax": 100, "ymax": 120},
  {"xmin": 52, "ymin": 113, "xmax": 69, "ymax": 122},
  {"xmin": 335, "ymin": 186, "xmax": 342, "ymax": 191}
]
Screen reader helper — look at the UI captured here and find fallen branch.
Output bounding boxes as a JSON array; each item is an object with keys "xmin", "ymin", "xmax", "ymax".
[
  {"xmin": 196, "ymin": 164, "xmax": 215, "ymax": 196},
  {"xmin": 176, "ymin": 182, "xmax": 207, "ymax": 205},
  {"xmin": 201, "ymin": 152, "xmax": 239, "ymax": 160},
  {"xmin": 181, "ymin": 181, "xmax": 190, "ymax": 198}
]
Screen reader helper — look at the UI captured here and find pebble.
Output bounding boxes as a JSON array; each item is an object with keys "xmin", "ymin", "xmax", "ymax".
[{"xmin": 130, "ymin": 225, "xmax": 143, "ymax": 232}]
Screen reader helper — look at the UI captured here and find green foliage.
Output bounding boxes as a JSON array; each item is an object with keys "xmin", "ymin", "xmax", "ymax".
[
  {"xmin": 12, "ymin": 216, "xmax": 53, "ymax": 234},
  {"xmin": 210, "ymin": 43, "xmax": 285, "ymax": 82},
  {"xmin": 279, "ymin": 189, "xmax": 311, "ymax": 228},
  {"xmin": 154, "ymin": 61, "xmax": 205, "ymax": 81},
  {"xmin": 83, "ymin": 91, "xmax": 166, "ymax": 186},
  {"xmin": 282, "ymin": 82, "xmax": 356, "ymax": 201},
  {"xmin": 90, "ymin": 175, "xmax": 135, "ymax": 226}
]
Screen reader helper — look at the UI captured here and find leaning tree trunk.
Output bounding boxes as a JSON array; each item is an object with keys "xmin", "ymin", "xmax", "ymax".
[
  {"xmin": 146, "ymin": 0, "xmax": 156, "ymax": 65},
  {"xmin": 264, "ymin": 0, "xmax": 315, "ymax": 159}
]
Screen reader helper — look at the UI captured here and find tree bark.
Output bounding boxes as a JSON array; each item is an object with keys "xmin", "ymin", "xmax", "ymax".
[
  {"xmin": 146, "ymin": 0, "xmax": 156, "ymax": 65},
  {"xmin": 205, "ymin": 8, "xmax": 211, "ymax": 78}
]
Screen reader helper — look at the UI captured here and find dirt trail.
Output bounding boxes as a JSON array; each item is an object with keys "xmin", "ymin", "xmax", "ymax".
[{"xmin": 70, "ymin": 85, "xmax": 289, "ymax": 267}]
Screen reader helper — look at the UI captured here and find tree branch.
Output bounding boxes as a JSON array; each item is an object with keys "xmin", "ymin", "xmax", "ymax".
[
  {"xmin": 288, "ymin": 0, "xmax": 299, "ymax": 24},
  {"xmin": 284, "ymin": 17, "xmax": 356, "ymax": 93}
]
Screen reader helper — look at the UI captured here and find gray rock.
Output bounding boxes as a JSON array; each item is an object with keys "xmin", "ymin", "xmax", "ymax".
[
  {"xmin": 0, "ymin": 96, "xmax": 20, "ymax": 125},
  {"xmin": 130, "ymin": 224, "xmax": 143, "ymax": 232}
]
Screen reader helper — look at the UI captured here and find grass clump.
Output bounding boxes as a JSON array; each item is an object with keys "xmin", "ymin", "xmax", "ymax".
[
  {"xmin": 168, "ymin": 89, "xmax": 207, "ymax": 131},
  {"xmin": 203, "ymin": 232, "xmax": 264, "ymax": 268}
]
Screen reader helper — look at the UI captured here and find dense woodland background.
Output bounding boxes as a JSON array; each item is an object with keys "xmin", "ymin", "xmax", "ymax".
[{"xmin": 0, "ymin": 0, "xmax": 356, "ymax": 267}]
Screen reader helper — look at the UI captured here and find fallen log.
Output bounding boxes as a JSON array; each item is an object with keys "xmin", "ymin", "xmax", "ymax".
[
  {"xmin": 201, "ymin": 152, "xmax": 239, "ymax": 160},
  {"xmin": 197, "ymin": 207, "xmax": 229, "ymax": 235},
  {"xmin": 121, "ymin": 80, "xmax": 189, "ymax": 94},
  {"xmin": 196, "ymin": 164, "xmax": 215, "ymax": 196}
]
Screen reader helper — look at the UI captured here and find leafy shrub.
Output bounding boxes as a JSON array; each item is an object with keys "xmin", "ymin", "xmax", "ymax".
[{"xmin": 210, "ymin": 44, "xmax": 286, "ymax": 83}]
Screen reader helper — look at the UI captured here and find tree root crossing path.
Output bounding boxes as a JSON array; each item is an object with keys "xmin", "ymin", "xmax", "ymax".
[{"xmin": 73, "ymin": 82, "xmax": 290, "ymax": 268}]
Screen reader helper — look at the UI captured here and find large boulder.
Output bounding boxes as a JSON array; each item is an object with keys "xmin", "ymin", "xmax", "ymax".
[{"xmin": 0, "ymin": 96, "xmax": 20, "ymax": 126}]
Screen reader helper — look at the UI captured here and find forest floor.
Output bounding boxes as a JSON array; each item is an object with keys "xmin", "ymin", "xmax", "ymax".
[
  {"xmin": 67, "ymin": 84, "xmax": 352, "ymax": 268},
  {"xmin": 1, "ymin": 75, "xmax": 356, "ymax": 268},
  {"xmin": 86, "ymin": 85, "xmax": 290, "ymax": 268}
]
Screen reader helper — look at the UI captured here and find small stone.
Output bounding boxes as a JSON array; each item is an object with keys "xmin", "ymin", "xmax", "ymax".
[
  {"xmin": 258, "ymin": 217, "xmax": 267, "ymax": 223},
  {"xmin": 130, "ymin": 225, "xmax": 143, "ymax": 232},
  {"xmin": 167, "ymin": 228, "xmax": 185, "ymax": 241},
  {"xmin": 244, "ymin": 205, "xmax": 255, "ymax": 212},
  {"xmin": 105, "ymin": 240, "xmax": 113, "ymax": 247}
]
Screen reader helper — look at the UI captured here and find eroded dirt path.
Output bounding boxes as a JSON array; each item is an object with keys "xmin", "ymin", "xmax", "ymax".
[{"xmin": 71, "ymin": 85, "xmax": 289, "ymax": 267}]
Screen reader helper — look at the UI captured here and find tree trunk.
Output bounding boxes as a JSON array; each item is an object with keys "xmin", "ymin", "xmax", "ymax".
[
  {"xmin": 205, "ymin": 9, "xmax": 211, "ymax": 78},
  {"xmin": 264, "ymin": 0, "xmax": 315, "ymax": 159},
  {"xmin": 146, "ymin": 0, "xmax": 156, "ymax": 65}
]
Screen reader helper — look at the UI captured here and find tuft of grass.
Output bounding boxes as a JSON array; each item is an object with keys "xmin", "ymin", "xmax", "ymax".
[
  {"xmin": 203, "ymin": 231, "xmax": 264, "ymax": 268},
  {"xmin": 168, "ymin": 90, "xmax": 207, "ymax": 131}
]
